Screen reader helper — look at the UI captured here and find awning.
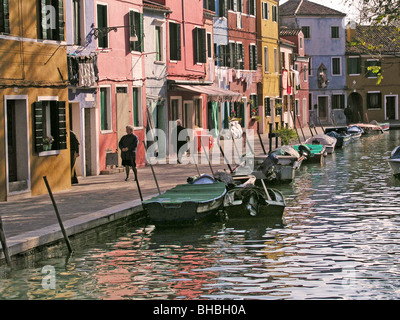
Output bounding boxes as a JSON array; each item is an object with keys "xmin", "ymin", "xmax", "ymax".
[{"xmin": 175, "ymin": 84, "xmax": 242, "ymax": 102}]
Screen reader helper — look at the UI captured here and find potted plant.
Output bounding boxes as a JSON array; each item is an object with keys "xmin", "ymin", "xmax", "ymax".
[
  {"xmin": 273, "ymin": 127, "xmax": 298, "ymax": 145},
  {"xmin": 275, "ymin": 102, "xmax": 282, "ymax": 116},
  {"xmin": 43, "ymin": 136, "xmax": 54, "ymax": 151}
]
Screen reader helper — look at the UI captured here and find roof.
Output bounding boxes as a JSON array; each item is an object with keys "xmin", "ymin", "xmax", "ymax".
[
  {"xmin": 279, "ymin": 0, "xmax": 346, "ymax": 17},
  {"xmin": 347, "ymin": 25, "xmax": 400, "ymax": 55},
  {"xmin": 143, "ymin": 0, "xmax": 171, "ymax": 13},
  {"xmin": 280, "ymin": 28, "xmax": 302, "ymax": 36}
]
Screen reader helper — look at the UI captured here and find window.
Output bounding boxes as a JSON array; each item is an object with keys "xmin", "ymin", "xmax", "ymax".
[
  {"xmin": 302, "ymin": 26, "xmax": 310, "ymax": 38},
  {"xmin": 332, "ymin": 94, "xmax": 345, "ymax": 109},
  {"xmin": 72, "ymin": 0, "xmax": 83, "ymax": 45},
  {"xmin": 203, "ymin": 0, "xmax": 215, "ymax": 11},
  {"xmin": 0, "ymin": 0, "xmax": 10, "ymax": 34},
  {"xmin": 229, "ymin": 42, "xmax": 236, "ymax": 68},
  {"xmin": 227, "ymin": 0, "xmax": 235, "ymax": 11},
  {"xmin": 33, "ymin": 99, "xmax": 67, "ymax": 153},
  {"xmin": 332, "ymin": 57, "xmax": 341, "ymax": 75},
  {"xmin": 207, "ymin": 33, "xmax": 212, "ymax": 58},
  {"xmin": 249, "ymin": 0, "xmax": 256, "ymax": 15},
  {"xmin": 216, "ymin": 44, "xmax": 228, "ymax": 67},
  {"xmin": 264, "ymin": 47, "xmax": 269, "ymax": 73},
  {"xmin": 100, "ymin": 87, "xmax": 112, "ymax": 131},
  {"xmin": 236, "ymin": 42, "xmax": 244, "ymax": 69},
  {"xmin": 219, "ymin": 0, "xmax": 227, "ymax": 17},
  {"xmin": 281, "ymin": 52, "xmax": 286, "ymax": 69},
  {"xmin": 347, "ymin": 56, "xmax": 361, "ymax": 75},
  {"xmin": 265, "ymin": 97, "xmax": 271, "ymax": 117},
  {"xmin": 194, "ymin": 98, "xmax": 202, "ymax": 128},
  {"xmin": 132, "ymin": 87, "xmax": 142, "ymax": 127},
  {"xmin": 331, "ymin": 26, "xmax": 339, "ymax": 39},
  {"xmin": 303, "ymin": 65, "xmax": 308, "ymax": 81},
  {"xmin": 171, "ymin": 99, "xmax": 179, "ymax": 121},
  {"xmin": 367, "ymin": 92, "xmax": 382, "ymax": 109},
  {"xmin": 365, "ymin": 59, "xmax": 381, "ymax": 78},
  {"xmin": 250, "ymin": 94, "xmax": 258, "ymax": 116},
  {"xmin": 97, "ymin": 4, "xmax": 108, "ymax": 48},
  {"xmin": 193, "ymin": 27, "xmax": 206, "ymax": 63},
  {"xmin": 272, "ymin": 5, "xmax": 278, "ymax": 22},
  {"xmin": 274, "ymin": 48, "xmax": 278, "ymax": 73},
  {"xmin": 249, "ymin": 44, "xmax": 257, "ymax": 71},
  {"xmin": 300, "ymin": 37, "xmax": 303, "ymax": 49},
  {"xmin": 262, "ymin": 2, "xmax": 269, "ymax": 20},
  {"xmin": 169, "ymin": 22, "xmax": 181, "ymax": 61},
  {"xmin": 275, "ymin": 98, "xmax": 282, "ymax": 116},
  {"xmin": 237, "ymin": 0, "xmax": 243, "ymax": 12},
  {"xmin": 129, "ymin": 10, "xmax": 143, "ymax": 52},
  {"xmin": 39, "ymin": 0, "xmax": 65, "ymax": 41},
  {"xmin": 155, "ymin": 25, "xmax": 162, "ymax": 61}
]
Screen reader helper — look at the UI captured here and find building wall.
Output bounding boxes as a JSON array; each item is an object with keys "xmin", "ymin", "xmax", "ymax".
[
  {"xmin": 0, "ymin": 0, "xmax": 70, "ymax": 200},
  {"xmin": 95, "ymin": 0, "xmax": 146, "ymax": 171},
  {"xmin": 257, "ymin": 0, "xmax": 280, "ymax": 133}
]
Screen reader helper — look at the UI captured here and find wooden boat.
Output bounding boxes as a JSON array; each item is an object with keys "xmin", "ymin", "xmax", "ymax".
[
  {"xmin": 244, "ymin": 146, "xmax": 305, "ymax": 184},
  {"xmin": 304, "ymin": 134, "xmax": 337, "ymax": 154},
  {"xmin": 388, "ymin": 146, "xmax": 400, "ymax": 176},
  {"xmin": 351, "ymin": 122, "xmax": 384, "ymax": 135},
  {"xmin": 293, "ymin": 144, "xmax": 326, "ymax": 164},
  {"xmin": 142, "ymin": 175, "xmax": 227, "ymax": 226},
  {"xmin": 347, "ymin": 125, "xmax": 363, "ymax": 140},
  {"xmin": 324, "ymin": 127, "xmax": 352, "ymax": 148},
  {"xmin": 371, "ymin": 120, "xmax": 390, "ymax": 131},
  {"xmin": 223, "ymin": 182, "xmax": 286, "ymax": 220}
]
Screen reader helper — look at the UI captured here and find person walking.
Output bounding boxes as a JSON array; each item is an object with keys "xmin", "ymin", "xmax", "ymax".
[
  {"xmin": 70, "ymin": 130, "xmax": 80, "ymax": 184},
  {"xmin": 119, "ymin": 125, "xmax": 139, "ymax": 181}
]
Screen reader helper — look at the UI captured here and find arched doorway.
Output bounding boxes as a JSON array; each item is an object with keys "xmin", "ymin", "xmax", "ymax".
[{"xmin": 348, "ymin": 92, "xmax": 363, "ymax": 122}]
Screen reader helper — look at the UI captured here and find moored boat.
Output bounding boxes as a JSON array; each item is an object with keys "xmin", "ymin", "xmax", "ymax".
[
  {"xmin": 388, "ymin": 146, "xmax": 400, "ymax": 177},
  {"xmin": 351, "ymin": 122, "xmax": 384, "ymax": 135},
  {"xmin": 293, "ymin": 144, "xmax": 326, "ymax": 164},
  {"xmin": 347, "ymin": 125, "xmax": 363, "ymax": 140},
  {"xmin": 371, "ymin": 120, "xmax": 390, "ymax": 132},
  {"xmin": 304, "ymin": 134, "xmax": 337, "ymax": 154},
  {"xmin": 142, "ymin": 175, "xmax": 227, "ymax": 226},
  {"xmin": 324, "ymin": 127, "xmax": 352, "ymax": 148},
  {"xmin": 223, "ymin": 183, "xmax": 286, "ymax": 219}
]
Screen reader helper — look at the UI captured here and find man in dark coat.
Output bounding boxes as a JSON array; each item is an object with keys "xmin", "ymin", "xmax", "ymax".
[
  {"xmin": 119, "ymin": 125, "xmax": 139, "ymax": 181},
  {"xmin": 70, "ymin": 130, "xmax": 80, "ymax": 184},
  {"xmin": 344, "ymin": 105, "xmax": 353, "ymax": 125}
]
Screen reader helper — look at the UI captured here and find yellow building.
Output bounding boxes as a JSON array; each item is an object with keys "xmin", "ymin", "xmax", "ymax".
[
  {"xmin": 0, "ymin": 0, "xmax": 70, "ymax": 201},
  {"xmin": 257, "ymin": 0, "xmax": 281, "ymax": 133}
]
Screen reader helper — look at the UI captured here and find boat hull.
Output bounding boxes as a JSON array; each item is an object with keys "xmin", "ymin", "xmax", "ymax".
[
  {"xmin": 143, "ymin": 182, "xmax": 227, "ymax": 226},
  {"xmin": 389, "ymin": 159, "xmax": 400, "ymax": 176}
]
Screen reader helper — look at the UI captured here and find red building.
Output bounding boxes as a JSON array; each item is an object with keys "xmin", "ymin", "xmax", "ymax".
[
  {"xmin": 226, "ymin": 0, "xmax": 262, "ymax": 132},
  {"xmin": 280, "ymin": 28, "xmax": 310, "ymax": 128}
]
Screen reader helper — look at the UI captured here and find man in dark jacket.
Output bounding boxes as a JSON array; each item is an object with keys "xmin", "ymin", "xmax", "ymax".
[
  {"xmin": 70, "ymin": 130, "xmax": 80, "ymax": 184},
  {"xmin": 119, "ymin": 125, "xmax": 139, "ymax": 181}
]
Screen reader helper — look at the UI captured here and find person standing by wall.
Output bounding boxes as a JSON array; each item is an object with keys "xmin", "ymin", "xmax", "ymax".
[
  {"xmin": 119, "ymin": 125, "xmax": 139, "ymax": 181},
  {"xmin": 70, "ymin": 130, "xmax": 80, "ymax": 184}
]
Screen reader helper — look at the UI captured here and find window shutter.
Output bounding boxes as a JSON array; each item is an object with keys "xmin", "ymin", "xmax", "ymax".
[
  {"xmin": 254, "ymin": 45, "xmax": 258, "ymax": 70},
  {"xmin": 176, "ymin": 23, "xmax": 181, "ymax": 61},
  {"xmin": 249, "ymin": 45, "xmax": 253, "ymax": 71},
  {"xmin": 40, "ymin": 0, "xmax": 47, "ymax": 40},
  {"xmin": 200, "ymin": 28, "xmax": 206, "ymax": 63},
  {"xmin": 33, "ymin": 102, "xmax": 44, "ymax": 153},
  {"xmin": 235, "ymin": 43, "xmax": 239, "ymax": 69},
  {"xmin": 253, "ymin": 0, "xmax": 256, "ymax": 16},
  {"xmin": 233, "ymin": 0, "xmax": 237, "ymax": 12},
  {"xmin": 241, "ymin": 43, "xmax": 244, "ymax": 69},
  {"xmin": 1, "ymin": 0, "xmax": 10, "ymax": 34},
  {"xmin": 193, "ymin": 28, "xmax": 199, "ymax": 63},
  {"xmin": 139, "ymin": 13, "xmax": 143, "ymax": 52},
  {"xmin": 58, "ymin": 0, "xmax": 65, "ymax": 41},
  {"xmin": 57, "ymin": 101, "xmax": 67, "ymax": 150}
]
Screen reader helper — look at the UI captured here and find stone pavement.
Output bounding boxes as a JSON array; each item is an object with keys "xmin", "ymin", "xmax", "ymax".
[{"xmin": 0, "ymin": 127, "xmax": 326, "ymax": 262}]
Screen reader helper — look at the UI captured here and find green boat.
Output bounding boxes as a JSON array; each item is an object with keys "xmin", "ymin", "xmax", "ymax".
[
  {"xmin": 293, "ymin": 144, "xmax": 326, "ymax": 164},
  {"xmin": 142, "ymin": 176, "xmax": 227, "ymax": 226}
]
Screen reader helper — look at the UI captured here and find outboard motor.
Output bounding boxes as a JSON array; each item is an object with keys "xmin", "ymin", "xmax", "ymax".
[{"xmin": 298, "ymin": 144, "xmax": 312, "ymax": 158}]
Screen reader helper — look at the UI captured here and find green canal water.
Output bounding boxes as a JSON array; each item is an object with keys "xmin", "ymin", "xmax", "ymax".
[{"xmin": 1, "ymin": 130, "xmax": 400, "ymax": 300}]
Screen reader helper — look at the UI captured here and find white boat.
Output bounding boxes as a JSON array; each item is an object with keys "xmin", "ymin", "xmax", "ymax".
[
  {"xmin": 388, "ymin": 146, "xmax": 400, "ymax": 176},
  {"xmin": 304, "ymin": 134, "xmax": 337, "ymax": 154}
]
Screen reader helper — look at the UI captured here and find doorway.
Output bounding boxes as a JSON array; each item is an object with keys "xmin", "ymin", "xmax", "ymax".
[
  {"xmin": 385, "ymin": 95, "xmax": 398, "ymax": 120},
  {"xmin": 183, "ymin": 101, "xmax": 193, "ymax": 129},
  {"xmin": 348, "ymin": 92, "xmax": 363, "ymax": 122},
  {"xmin": 318, "ymin": 96, "xmax": 328, "ymax": 122},
  {"xmin": 5, "ymin": 97, "xmax": 30, "ymax": 195}
]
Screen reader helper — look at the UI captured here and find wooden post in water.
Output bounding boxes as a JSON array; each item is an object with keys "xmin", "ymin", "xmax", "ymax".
[
  {"xmin": 257, "ymin": 121, "xmax": 267, "ymax": 155},
  {"xmin": 217, "ymin": 138, "xmax": 233, "ymax": 174},
  {"xmin": 268, "ymin": 123, "xmax": 273, "ymax": 153},
  {"xmin": 43, "ymin": 176, "xmax": 73, "ymax": 254},
  {"xmin": 0, "ymin": 216, "xmax": 12, "ymax": 267},
  {"xmin": 142, "ymin": 141, "xmax": 161, "ymax": 196},
  {"xmin": 296, "ymin": 115, "xmax": 306, "ymax": 142},
  {"xmin": 200, "ymin": 138, "xmax": 215, "ymax": 177}
]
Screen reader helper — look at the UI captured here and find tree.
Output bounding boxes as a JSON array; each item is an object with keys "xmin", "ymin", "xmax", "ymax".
[{"xmin": 345, "ymin": 0, "xmax": 400, "ymax": 26}]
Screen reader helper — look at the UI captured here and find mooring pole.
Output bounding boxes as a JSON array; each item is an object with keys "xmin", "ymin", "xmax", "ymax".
[
  {"xmin": 43, "ymin": 176, "xmax": 73, "ymax": 254},
  {"xmin": 217, "ymin": 138, "xmax": 233, "ymax": 174},
  {"xmin": 268, "ymin": 123, "xmax": 273, "ymax": 154},
  {"xmin": 0, "ymin": 216, "xmax": 12, "ymax": 267},
  {"xmin": 200, "ymin": 138, "xmax": 215, "ymax": 177},
  {"xmin": 130, "ymin": 154, "xmax": 143, "ymax": 202},
  {"xmin": 296, "ymin": 115, "xmax": 306, "ymax": 142},
  {"xmin": 257, "ymin": 121, "xmax": 267, "ymax": 155},
  {"xmin": 142, "ymin": 141, "xmax": 161, "ymax": 196}
]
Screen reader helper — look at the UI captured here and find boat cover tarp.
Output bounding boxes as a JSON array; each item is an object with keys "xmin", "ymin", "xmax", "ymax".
[
  {"xmin": 293, "ymin": 144, "xmax": 325, "ymax": 154},
  {"xmin": 391, "ymin": 146, "xmax": 400, "ymax": 159},
  {"xmin": 305, "ymin": 134, "xmax": 336, "ymax": 146},
  {"xmin": 270, "ymin": 145, "xmax": 300, "ymax": 158}
]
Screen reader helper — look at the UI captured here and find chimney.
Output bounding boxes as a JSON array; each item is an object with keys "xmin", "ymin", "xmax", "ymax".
[{"xmin": 346, "ymin": 20, "xmax": 357, "ymax": 43}]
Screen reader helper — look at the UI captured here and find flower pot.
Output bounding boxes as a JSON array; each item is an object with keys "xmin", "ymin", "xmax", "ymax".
[{"xmin": 43, "ymin": 144, "xmax": 52, "ymax": 151}]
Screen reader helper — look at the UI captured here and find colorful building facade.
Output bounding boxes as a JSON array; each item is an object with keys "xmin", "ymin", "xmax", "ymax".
[{"xmin": 1, "ymin": 0, "xmax": 70, "ymax": 201}]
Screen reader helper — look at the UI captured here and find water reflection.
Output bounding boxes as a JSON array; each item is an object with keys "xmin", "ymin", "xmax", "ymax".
[{"xmin": 1, "ymin": 131, "xmax": 400, "ymax": 300}]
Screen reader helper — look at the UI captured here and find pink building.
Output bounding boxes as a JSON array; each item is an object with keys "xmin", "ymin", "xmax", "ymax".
[
  {"xmin": 280, "ymin": 28, "xmax": 310, "ymax": 128},
  {"xmin": 95, "ymin": 0, "xmax": 146, "ymax": 172}
]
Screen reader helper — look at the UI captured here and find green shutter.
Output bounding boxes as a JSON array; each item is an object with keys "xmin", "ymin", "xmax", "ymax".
[
  {"xmin": 200, "ymin": 28, "xmax": 206, "ymax": 63},
  {"xmin": 193, "ymin": 28, "xmax": 199, "ymax": 63},
  {"xmin": 100, "ymin": 88, "xmax": 107, "ymax": 130},
  {"xmin": 58, "ymin": 0, "xmax": 64, "ymax": 41},
  {"xmin": 139, "ymin": 13, "xmax": 143, "ymax": 52},
  {"xmin": 241, "ymin": 43, "xmax": 245, "ymax": 69},
  {"xmin": 41, "ymin": 0, "xmax": 47, "ymax": 39},
  {"xmin": 254, "ymin": 45, "xmax": 258, "ymax": 70},
  {"xmin": 33, "ymin": 102, "xmax": 44, "ymax": 153},
  {"xmin": 249, "ymin": 45, "xmax": 253, "ymax": 71},
  {"xmin": 57, "ymin": 101, "xmax": 67, "ymax": 150},
  {"xmin": 1, "ymin": 0, "xmax": 10, "ymax": 34},
  {"xmin": 176, "ymin": 23, "xmax": 181, "ymax": 61}
]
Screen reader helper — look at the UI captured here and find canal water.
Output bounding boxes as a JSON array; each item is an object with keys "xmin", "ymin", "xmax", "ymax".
[{"xmin": 1, "ymin": 130, "xmax": 400, "ymax": 300}]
